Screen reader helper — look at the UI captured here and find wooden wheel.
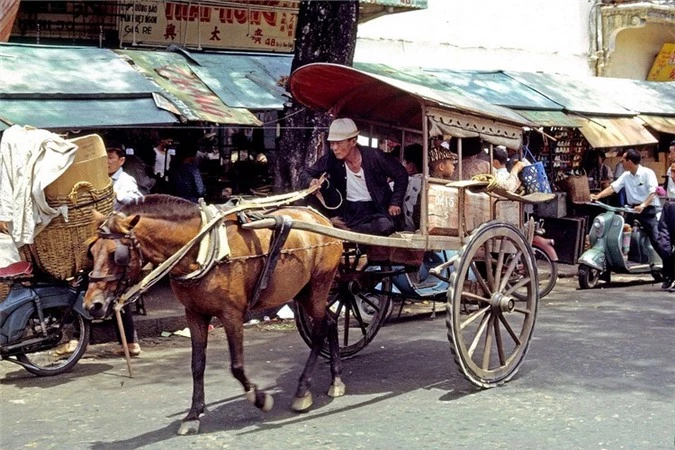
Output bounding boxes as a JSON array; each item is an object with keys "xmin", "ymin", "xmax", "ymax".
[
  {"xmin": 295, "ymin": 245, "xmax": 393, "ymax": 359},
  {"xmin": 446, "ymin": 221, "xmax": 538, "ymax": 388}
]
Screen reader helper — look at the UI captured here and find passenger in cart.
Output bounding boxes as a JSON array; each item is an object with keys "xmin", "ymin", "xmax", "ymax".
[{"xmin": 301, "ymin": 118, "xmax": 409, "ymax": 236}]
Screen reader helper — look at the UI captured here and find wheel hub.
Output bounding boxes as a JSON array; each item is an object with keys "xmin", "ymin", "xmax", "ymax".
[{"xmin": 490, "ymin": 292, "xmax": 515, "ymax": 312}]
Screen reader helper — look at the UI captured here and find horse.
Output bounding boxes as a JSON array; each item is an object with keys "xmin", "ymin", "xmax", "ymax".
[{"xmin": 83, "ymin": 194, "xmax": 344, "ymax": 435}]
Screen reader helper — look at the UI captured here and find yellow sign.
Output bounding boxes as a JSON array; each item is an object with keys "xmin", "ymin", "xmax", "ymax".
[
  {"xmin": 119, "ymin": 0, "xmax": 298, "ymax": 53},
  {"xmin": 647, "ymin": 43, "xmax": 675, "ymax": 81}
]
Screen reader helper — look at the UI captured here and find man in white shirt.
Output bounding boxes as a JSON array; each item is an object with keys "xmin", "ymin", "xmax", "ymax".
[
  {"xmin": 492, "ymin": 146, "xmax": 527, "ymax": 192},
  {"xmin": 107, "ymin": 147, "xmax": 143, "ymax": 210},
  {"xmin": 591, "ymin": 148, "xmax": 667, "ymax": 285}
]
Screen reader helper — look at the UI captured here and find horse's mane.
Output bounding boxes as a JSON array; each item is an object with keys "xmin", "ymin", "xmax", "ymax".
[{"xmin": 119, "ymin": 194, "xmax": 200, "ymax": 221}]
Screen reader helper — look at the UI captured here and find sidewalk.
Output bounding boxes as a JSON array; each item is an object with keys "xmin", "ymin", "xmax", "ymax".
[{"xmin": 91, "ymin": 263, "xmax": 581, "ymax": 344}]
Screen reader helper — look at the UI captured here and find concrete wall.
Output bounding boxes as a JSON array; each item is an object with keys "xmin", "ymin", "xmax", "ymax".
[
  {"xmin": 355, "ymin": 0, "xmax": 595, "ymax": 75},
  {"xmin": 605, "ymin": 22, "xmax": 675, "ymax": 79}
]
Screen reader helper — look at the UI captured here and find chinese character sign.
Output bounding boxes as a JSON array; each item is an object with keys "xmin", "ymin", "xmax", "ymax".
[{"xmin": 119, "ymin": 0, "xmax": 298, "ymax": 53}]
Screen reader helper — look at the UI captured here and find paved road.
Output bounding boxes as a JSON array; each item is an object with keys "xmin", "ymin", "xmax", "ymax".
[{"xmin": 1, "ymin": 276, "xmax": 673, "ymax": 449}]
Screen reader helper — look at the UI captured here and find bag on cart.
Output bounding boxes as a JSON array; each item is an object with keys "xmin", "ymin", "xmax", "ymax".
[{"xmin": 519, "ymin": 147, "xmax": 552, "ymax": 194}]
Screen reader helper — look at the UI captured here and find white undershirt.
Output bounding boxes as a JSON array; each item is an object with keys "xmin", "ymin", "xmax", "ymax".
[{"xmin": 345, "ymin": 166, "xmax": 372, "ymax": 202}]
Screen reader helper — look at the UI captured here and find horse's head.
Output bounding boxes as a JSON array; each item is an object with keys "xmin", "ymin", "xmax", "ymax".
[{"xmin": 84, "ymin": 210, "xmax": 144, "ymax": 319}]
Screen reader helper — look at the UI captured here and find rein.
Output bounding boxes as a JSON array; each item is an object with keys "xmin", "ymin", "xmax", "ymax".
[{"xmin": 100, "ymin": 180, "xmax": 327, "ymax": 311}]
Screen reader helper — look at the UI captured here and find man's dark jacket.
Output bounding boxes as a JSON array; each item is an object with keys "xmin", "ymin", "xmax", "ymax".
[
  {"xmin": 300, "ymin": 145, "xmax": 408, "ymax": 218},
  {"xmin": 658, "ymin": 201, "xmax": 675, "ymax": 256}
]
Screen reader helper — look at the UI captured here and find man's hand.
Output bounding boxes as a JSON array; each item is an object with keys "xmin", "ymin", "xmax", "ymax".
[
  {"xmin": 309, "ymin": 178, "xmax": 322, "ymax": 196},
  {"xmin": 388, "ymin": 205, "xmax": 401, "ymax": 216},
  {"xmin": 589, "ymin": 193, "xmax": 599, "ymax": 202},
  {"xmin": 634, "ymin": 204, "xmax": 645, "ymax": 213},
  {"xmin": 0, "ymin": 221, "xmax": 8, "ymax": 234}
]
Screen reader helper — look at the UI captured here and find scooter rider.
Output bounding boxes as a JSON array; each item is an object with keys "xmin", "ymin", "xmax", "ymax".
[{"xmin": 590, "ymin": 148, "xmax": 668, "ymax": 287}]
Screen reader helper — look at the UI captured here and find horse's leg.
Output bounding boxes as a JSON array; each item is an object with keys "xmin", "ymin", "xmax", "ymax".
[
  {"xmin": 177, "ymin": 309, "xmax": 211, "ymax": 436},
  {"xmin": 291, "ymin": 305, "xmax": 328, "ymax": 413},
  {"xmin": 219, "ymin": 312, "xmax": 274, "ymax": 413},
  {"xmin": 325, "ymin": 312, "xmax": 346, "ymax": 398}
]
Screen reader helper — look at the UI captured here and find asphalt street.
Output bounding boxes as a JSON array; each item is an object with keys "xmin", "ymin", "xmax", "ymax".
[{"xmin": 1, "ymin": 275, "xmax": 673, "ymax": 450}]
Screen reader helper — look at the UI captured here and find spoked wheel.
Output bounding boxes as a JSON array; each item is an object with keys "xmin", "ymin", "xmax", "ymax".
[
  {"xmin": 295, "ymin": 246, "xmax": 393, "ymax": 359},
  {"xmin": 16, "ymin": 306, "xmax": 90, "ymax": 376},
  {"xmin": 578, "ymin": 264, "xmax": 601, "ymax": 289},
  {"xmin": 532, "ymin": 247, "xmax": 557, "ymax": 298},
  {"xmin": 447, "ymin": 221, "xmax": 538, "ymax": 388}
]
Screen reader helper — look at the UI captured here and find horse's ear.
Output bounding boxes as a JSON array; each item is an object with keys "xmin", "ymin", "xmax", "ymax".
[
  {"xmin": 127, "ymin": 214, "xmax": 141, "ymax": 229},
  {"xmin": 92, "ymin": 210, "xmax": 107, "ymax": 227}
]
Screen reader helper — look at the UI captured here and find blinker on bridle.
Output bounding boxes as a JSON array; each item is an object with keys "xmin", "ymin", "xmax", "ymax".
[{"xmin": 88, "ymin": 226, "xmax": 143, "ymax": 288}]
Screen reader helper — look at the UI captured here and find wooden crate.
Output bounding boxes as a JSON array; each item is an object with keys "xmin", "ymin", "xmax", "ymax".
[{"xmin": 427, "ymin": 184, "xmax": 521, "ymax": 236}]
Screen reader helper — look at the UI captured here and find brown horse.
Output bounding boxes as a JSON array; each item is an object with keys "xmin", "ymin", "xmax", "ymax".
[{"xmin": 83, "ymin": 195, "xmax": 344, "ymax": 435}]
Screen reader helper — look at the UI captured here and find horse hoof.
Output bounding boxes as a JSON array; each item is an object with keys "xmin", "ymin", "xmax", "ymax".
[
  {"xmin": 261, "ymin": 393, "xmax": 274, "ymax": 412},
  {"xmin": 291, "ymin": 392, "xmax": 313, "ymax": 413},
  {"xmin": 177, "ymin": 420, "xmax": 200, "ymax": 435},
  {"xmin": 327, "ymin": 380, "xmax": 346, "ymax": 398}
]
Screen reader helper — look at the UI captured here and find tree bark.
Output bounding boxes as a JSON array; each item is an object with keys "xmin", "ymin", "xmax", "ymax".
[{"xmin": 273, "ymin": 0, "xmax": 359, "ymax": 192}]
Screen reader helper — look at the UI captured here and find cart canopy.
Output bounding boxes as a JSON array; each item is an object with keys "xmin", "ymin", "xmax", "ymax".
[{"xmin": 288, "ymin": 63, "xmax": 531, "ymax": 148}]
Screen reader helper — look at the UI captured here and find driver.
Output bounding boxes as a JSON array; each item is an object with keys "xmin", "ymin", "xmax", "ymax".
[
  {"xmin": 590, "ymin": 148, "xmax": 669, "ymax": 288},
  {"xmin": 301, "ymin": 118, "xmax": 408, "ymax": 236}
]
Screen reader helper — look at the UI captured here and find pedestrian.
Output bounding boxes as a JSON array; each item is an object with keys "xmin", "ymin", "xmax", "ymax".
[
  {"xmin": 429, "ymin": 145, "xmax": 458, "ymax": 180},
  {"xmin": 106, "ymin": 146, "xmax": 143, "ymax": 355},
  {"xmin": 591, "ymin": 148, "xmax": 669, "ymax": 289},
  {"xmin": 301, "ymin": 118, "xmax": 408, "ymax": 236},
  {"xmin": 167, "ymin": 146, "xmax": 206, "ymax": 203},
  {"xmin": 657, "ymin": 201, "xmax": 675, "ymax": 291}
]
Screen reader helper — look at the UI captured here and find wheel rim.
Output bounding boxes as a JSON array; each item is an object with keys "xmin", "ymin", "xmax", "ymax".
[
  {"xmin": 447, "ymin": 222, "xmax": 538, "ymax": 388},
  {"xmin": 295, "ymin": 254, "xmax": 392, "ymax": 359},
  {"xmin": 533, "ymin": 247, "xmax": 557, "ymax": 298},
  {"xmin": 17, "ymin": 308, "xmax": 90, "ymax": 376}
]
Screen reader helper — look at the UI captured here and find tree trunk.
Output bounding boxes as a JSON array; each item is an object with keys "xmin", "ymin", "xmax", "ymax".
[{"xmin": 273, "ymin": 0, "xmax": 359, "ymax": 192}]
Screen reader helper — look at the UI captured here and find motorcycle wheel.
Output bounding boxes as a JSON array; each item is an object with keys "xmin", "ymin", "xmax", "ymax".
[
  {"xmin": 578, "ymin": 264, "xmax": 601, "ymax": 289},
  {"xmin": 17, "ymin": 306, "xmax": 90, "ymax": 376},
  {"xmin": 533, "ymin": 247, "xmax": 558, "ymax": 298}
]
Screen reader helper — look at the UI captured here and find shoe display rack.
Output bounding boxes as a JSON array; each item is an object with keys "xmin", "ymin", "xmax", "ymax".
[{"xmin": 541, "ymin": 127, "xmax": 591, "ymax": 185}]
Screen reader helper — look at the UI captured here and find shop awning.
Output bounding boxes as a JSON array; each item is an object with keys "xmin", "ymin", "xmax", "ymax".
[
  {"xmin": 0, "ymin": 43, "xmax": 179, "ymax": 129},
  {"xmin": 639, "ymin": 115, "xmax": 675, "ymax": 135},
  {"xmin": 0, "ymin": 98, "xmax": 178, "ymax": 129},
  {"xmin": 515, "ymin": 110, "xmax": 587, "ymax": 128},
  {"xmin": 579, "ymin": 117, "xmax": 658, "ymax": 148},
  {"xmin": 116, "ymin": 50, "xmax": 262, "ymax": 125}
]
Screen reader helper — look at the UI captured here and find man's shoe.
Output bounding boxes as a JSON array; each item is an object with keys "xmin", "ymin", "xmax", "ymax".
[
  {"xmin": 116, "ymin": 342, "xmax": 142, "ymax": 357},
  {"xmin": 661, "ymin": 278, "xmax": 673, "ymax": 290},
  {"xmin": 53, "ymin": 340, "xmax": 79, "ymax": 357}
]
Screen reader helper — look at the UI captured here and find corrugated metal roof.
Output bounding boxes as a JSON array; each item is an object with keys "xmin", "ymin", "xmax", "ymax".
[
  {"xmin": 581, "ymin": 77, "xmax": 675, "ymax": 116},
  {"xmin": 0, "ymin": 43, "xmax": 159, "ymax": 97},
  {"xmin": 0, "ymin": 98, "xmax": 178, "ymax": 129},
  {"xmin": 117, "ymin": 49, "xmax": 261, "ymax": 125},
  {"xmin": 503, "ymin": 71, "xmax": 634, "ymax": 116},
  {"xmin": 0, "ymin": 43, "xmax": 178, "ymax": 129},
  {"xmin": 515, "ymin": 110, "xmax": 587, "ymax": 127},
  {"xmin": 187, "ymin": 52, "xmax": 293, "ymax": 110}
]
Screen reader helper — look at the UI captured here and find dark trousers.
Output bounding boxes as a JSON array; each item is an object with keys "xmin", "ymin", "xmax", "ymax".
[
  {"xmin": 658, "ymin": 202, "xmax": 675, "ymax": 280},
  {"xmin": 113, "ymin": 304, "xmax": 137, "ymax": 345},
  {"xmin": 629, "ymin": 206, "xmax": 667, "ymax": 271},
  {"xmin": 344, "ymin": 201, "xmax": 395, "ymax": 236}
]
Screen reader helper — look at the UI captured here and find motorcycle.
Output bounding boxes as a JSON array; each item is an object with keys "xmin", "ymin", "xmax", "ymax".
[
  {"xmin": 0, "ymin": 262, "xmax": 92, "ymax": 376},
  {"xmin": 577, "ymin": 201, "xmax": 663, "ymax": 289}
]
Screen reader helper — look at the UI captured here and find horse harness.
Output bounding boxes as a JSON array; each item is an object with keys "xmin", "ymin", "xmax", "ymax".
[{"xmin": 88, "ymin": 226, "xmax": 145, "ymax": 300}]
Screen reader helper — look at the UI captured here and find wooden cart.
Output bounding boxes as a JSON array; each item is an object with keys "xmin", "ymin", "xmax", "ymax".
[{"xmin": 255, "ymin": 63, "xmax": 548, "ymax": 388}]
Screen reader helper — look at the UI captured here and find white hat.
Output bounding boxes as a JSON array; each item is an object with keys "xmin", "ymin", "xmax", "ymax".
[
  {"xmin": 327, "ymin": 118, "xmax": 359, "ymax": 141},
  {"xmin": 440, "ymin": 141, "xmax": 450, "ymax": 150}
]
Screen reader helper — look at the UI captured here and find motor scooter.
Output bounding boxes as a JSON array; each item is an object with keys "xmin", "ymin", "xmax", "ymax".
[
  {"xmin": 0, "ymin": 262, "xmax": 92, "ymax": 376},
  {"xmin": 577, "ymin": 201, "xmax": 662, "ymax": 289}
]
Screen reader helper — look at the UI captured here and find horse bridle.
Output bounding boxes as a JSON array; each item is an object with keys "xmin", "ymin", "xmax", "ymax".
[{"xmin": 88, "ymin": 225, "xmax": 144, "ymax": 298}]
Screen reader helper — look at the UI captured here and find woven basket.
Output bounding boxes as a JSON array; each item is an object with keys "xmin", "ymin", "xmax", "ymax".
[
  {"xmin": 29, "ymin": 181, "xmax": 114, "ymax": 280},
  {"xmin": 0, "ymin": 280, "xmax": 11, "ymax": 302}
]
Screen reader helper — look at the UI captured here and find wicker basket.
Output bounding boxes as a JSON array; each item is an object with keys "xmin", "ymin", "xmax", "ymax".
[
  {"xmin": 0, "ymin": 280, "xmax": 11, "ymax": 302},
  {"xmin": 29, "ymin": 181, "xmax": 114, "ymax": 280}
]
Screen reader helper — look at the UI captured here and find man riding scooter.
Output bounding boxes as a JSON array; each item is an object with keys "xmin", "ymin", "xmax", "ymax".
[{"xmin": 590, "ymin": 148, "xmax": 670, "ymax": 289}]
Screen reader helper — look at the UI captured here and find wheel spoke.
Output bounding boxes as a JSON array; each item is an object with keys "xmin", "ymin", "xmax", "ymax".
[
  {"xmin": 482, "ymin": 317, "xmax": 495, "ymax": 371},
  {"xmin": 504, "ymin": 275, "xmax": 531, "ymax": 296},
  {"xmin": 499, "ymin": 249, "xmax": 522, "ymax": 292},
  {"xmin": 494, "ymin": 238, "xmax": 506, "ymax": 289},
  {"xmin": 460, "ymin": 305, "xmax": 491, "ymax": 330},
  {"xmin": 467, "ymin": 311, "xmax": 491, "ymax": 358},
  {"xmin": 494, "ymin": 317, "xmax": 506, "ymax": 366},
  {"xmin": 483, "ymin": 242, "xmax": 495, "ymax": 291},
  {"xmin": 470, "ymin": 260, "xmax": 491, "ymax": 295},
  {"xmin": 498, "ymin": 312, "xmax": 521, "ymax": 345}
]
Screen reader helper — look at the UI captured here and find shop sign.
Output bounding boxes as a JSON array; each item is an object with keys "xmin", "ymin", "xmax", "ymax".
[
  {"xmin": 119, "ymin": 0, "xmax": 298, "ymax": 53},
  {"xmin": 647, "ymin": 43, "xmax": 675, "ymax": 82}
]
